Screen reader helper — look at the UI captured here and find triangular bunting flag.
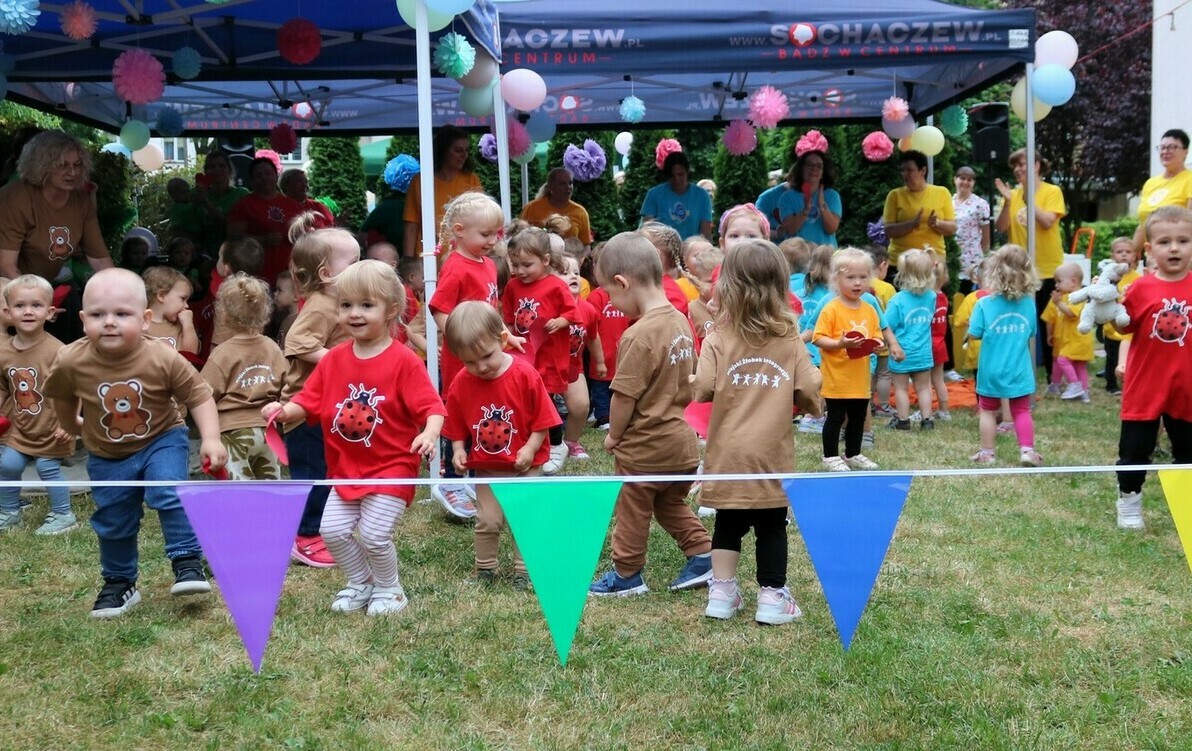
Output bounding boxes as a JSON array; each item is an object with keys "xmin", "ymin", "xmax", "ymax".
[
  {"xmin": 494, "ymin": 480, "xmax": 621, "ymax": 666},
  {"xmin": 179, "ymin": 482, "xmax": 310, "ymax": 673},
  {"xmin": 1160, "ymin": 470, "xmax": 1192, "ymax": 576},
  {"xmin": 784, "ymin": 474, "xmax": 912, "ymax": 650}
]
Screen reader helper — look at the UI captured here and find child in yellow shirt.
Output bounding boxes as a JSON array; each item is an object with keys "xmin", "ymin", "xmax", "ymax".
[
  {"xmin": 1041, "ymin": 261, "xmax": 1095, "ymax": 402},
  {"xmin": 1102, "ymin": 237, "xmax": 1141, "ymax": 396}
]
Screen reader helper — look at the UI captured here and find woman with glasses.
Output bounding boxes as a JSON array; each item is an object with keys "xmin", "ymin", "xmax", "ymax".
[
  {"xmin": 1133, "ymin": 129, "xmax": 1191, "ymax": 253},
  {"xmin": 778, "ymin": 149, "xmax": 843, "ymax": 247},
  {"xmin": 882, "ymin": 150, "xmax": 957, "ymax": 275}
]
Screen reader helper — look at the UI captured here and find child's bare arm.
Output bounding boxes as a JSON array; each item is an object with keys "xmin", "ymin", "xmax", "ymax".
[
  {"xmin": 176, "ymin": 309, "xmax": 200, "ymax": 353},
  {"xmin": 883, "ymin": 327, "xmax": 905, "ymax": 361},
  {"xmin": 296, "ymin": 347, "xmax": 329, "ymax": 364},
  {"xmin": 411, "ymin": 414, "xmax": 443, "ymax": 457},
  {"xmin": 1116, "ymin": 338, "xmax": 1130, "ymax": 378},
  {"xmin": 52, "ymin": 397, "xmax": 82, "ymax": 436},
  {"xmin": 262, "ymin": 400, "xmax": 307, "ymax": 424},
  {"xmin": 515, "ymin": 429, "xmax": 548, "ymax": 472},
  {"xmin": 451, "ymin": 440, "xmax": 469, "ymax": 474},
  {"xmin": 190, "ymin": 397, "xmax": 228, "ymax": 470},
  {"xmin": 604, "ymin": 392, "xmax": 635, "ymax": 451},
  {"xmin": 587, "ymin": 335, "xmax": 607, "ymax": 378}
]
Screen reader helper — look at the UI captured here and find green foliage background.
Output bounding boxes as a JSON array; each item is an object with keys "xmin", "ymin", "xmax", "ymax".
[{"xmin": 308, "ymin": 137, "xmax": 368, "ymax": 230}]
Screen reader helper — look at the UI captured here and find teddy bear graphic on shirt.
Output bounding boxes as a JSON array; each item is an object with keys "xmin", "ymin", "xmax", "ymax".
[
  {"xmin": 98, "ymin": 380, "xmax": 151, "ymax": 441},
  {"xmin": 8, "ymin": 366, "xmax": 43, "ymax": 415},
  {"xmin": 47, "ymin": 226, "xmax": 73, "ymax": 260},
  {"xmin": 332, "ymin": 384, "xmax": 385, "ymax": 447}
]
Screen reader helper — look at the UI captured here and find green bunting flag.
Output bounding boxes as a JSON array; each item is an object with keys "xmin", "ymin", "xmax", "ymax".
[{"xmin": 494, "ymin": 480, "xmax": 622, "ymax": 665}]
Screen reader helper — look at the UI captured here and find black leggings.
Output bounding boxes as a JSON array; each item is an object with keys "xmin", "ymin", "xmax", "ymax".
[
  {"xmin": 1104, "ymin": 339, "xmax": 1121, "ymax": 392},
  {"xmin": 711, "ymin": 507, "xmax": 789, "ymax": 588},
  {"xmin": 823, "ymin": 398, "xmax": 870, "ymax": 458},
  {"xmin": 1117, "ymin": 416, "xmax": 1192, "ymax": 494}
]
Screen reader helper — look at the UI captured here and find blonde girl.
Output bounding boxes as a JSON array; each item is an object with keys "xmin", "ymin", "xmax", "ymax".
[
  {"xmin": 717, "ymin": 203, "xmax": 770, "ymax": 254},
  {"xmin": 142, "ymin": 266, "xmax": 198, "ymax": 353},
  {"xmin": 266, "ymin": 260, "xmax": 445, "ymax": 616},
  {"xmin": 885, "ymin": 248, "xmax": 938, "ymax": 430},
  {"xmin": 691, "ymin": 238, "xmax": 821, "ymax": 625},
  {"xmin": 967, "ymin": 244, "xmax": 1043, "ymax": 466},
  {"xmin": 200, "ymin": 274, "xmax": 286, "ymax": 481},
  {"xmin": 278, "ymin": 227, "xmax": 361, "ymax": 567},
  {"xmin": 427, "ymin": 191, "xmax": 507, "ymax": 517}
]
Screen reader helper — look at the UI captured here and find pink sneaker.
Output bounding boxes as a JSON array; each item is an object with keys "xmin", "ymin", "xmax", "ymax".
[
  {"xmin": 566, "ymin": 440, "xmax": 590, "ymax": 460},
  {"xmin": 292, "ymin": 534, "xmax": 336, "ymax": 568}
]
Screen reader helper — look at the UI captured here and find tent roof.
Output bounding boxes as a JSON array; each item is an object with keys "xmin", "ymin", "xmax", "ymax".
[{"xmin": 1, "ymin": 0, "xmax": 1035, "ymax": 135}]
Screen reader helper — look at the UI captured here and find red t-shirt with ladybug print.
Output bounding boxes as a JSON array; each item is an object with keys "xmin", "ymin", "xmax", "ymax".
[
  {"xmin": 501, "ymin": 274, "xmax": 578, "ymax": 394},
  {"xmin": 291, "ymin": 340, "xmax": 447, "ymax": 502},
  {"xmin": 429, "ymin": 251, "xmax": 499, "ymax": 393},
  {"xmin": 1120, "ymin": 273, "xmax": 1192, "ymax": 421},
  {"xmin": 932, "ymin": 290, "xmax": 949, "ymax": 365},
  {"xmin": 567, "ymin": 297, "xmax": 599, "ymax": 384},
  {"xmin": 586, "ymin": 287, "xmax": 631, "ymax": 382},
  {"xmin": 442, "ymin": 356, "xmax": 561, "ymax": 472}
]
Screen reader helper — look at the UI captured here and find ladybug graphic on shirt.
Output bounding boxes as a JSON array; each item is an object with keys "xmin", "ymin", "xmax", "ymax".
[
  {"xmin": 1151, "ymin": 298, "xmax": 1190, "ymax": 346},
  {"xmin": 513, "ymin": 298, "xmax": 540, "ymax": 334},
  {"xmin": 473, "ymin": 404, "xmax": 516, "ymax": 455},
  {"xmin": 332, "ymin": 384, "xmax": 385, "ymax": 447},
  {"xmin": 267, "ymin": 205, "xmax": 286, "ymax": 223},
  {"xmin": 485, "ymin": 282, "xmax": 499, "ymax": 307},
  {"xmin": 568, "ymin": 323, "xmax": 587, "ymax": 358}
]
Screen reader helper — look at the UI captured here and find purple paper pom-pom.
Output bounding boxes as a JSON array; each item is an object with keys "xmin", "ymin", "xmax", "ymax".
[
  {"xmin": 564, "ymin": 140, "xmax": 607, "ymax": 182},
  {"xmin": 478, "ymin": 133, "xmax": 499, "ymax": 163},
  {"xmin": 867, "ymin": 220, "xmax": 888, "ymax": 248}
]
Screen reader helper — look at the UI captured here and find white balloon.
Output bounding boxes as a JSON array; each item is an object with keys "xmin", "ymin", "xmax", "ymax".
[
  {"xmin": 500, "ymin": 68, "xmax": 547, "ymax": 112},
  {"xmin": 132, "ymin": 144, "xmax": 165, "ymax": 172},
  {"xmin": 1034, "ymin": 30, "xmax": 1079, "ymax": 70},
  {"xmin": 614, "ymin": 131, "xmax": 633, "ymax": 156},
  {"xmin": 458, "ymin": 50, "xmax": 497, "ymax": 87},
  {"xmin": 1010, "ymin": 78, "xmax": 1053, "ymax": 122},
  {"xmin": 910, "ymin": 125, "xmax": 945, "ymax": 157}
]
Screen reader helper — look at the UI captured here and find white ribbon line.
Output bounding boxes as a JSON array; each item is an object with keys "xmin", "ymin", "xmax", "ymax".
[{"xmin": 1, "ymin": 463, "xmax": 1187, "ymax": 488}]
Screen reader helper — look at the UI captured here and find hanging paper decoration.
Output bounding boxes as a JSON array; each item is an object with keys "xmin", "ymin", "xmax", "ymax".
[
  {"xmin": 156, "ymin": 108, "xmax": 184, "ymax": 137},
  {"xmin": 112, "ymin": 48, "xmax": 166, "ymax": 105},
  {"xmin": 619, "ymin": 95, "xmax": 645, "ymax": 124},
  {"xmin": 506, "ymin": 117, "xmax": 533, "ymax": 162},
  {"xmin": 478, "ymin": 132, "xmax": 499, "ymax": 163},
  {"xmin": 881, "ymin": 96, "xmax": 910, "ymax": 122},
  {"xmin": 564, "ymin": 140, "xmax": 607, "ymax": 182},
  {"xmin": 173, "ymin": 46, "xmax": 202, "ymax": 80},
  {"xmin": 59, "ymin": 0, "xmax": 97, "ymax": 41},
  {"xmin": 269, "ymin": 123, "xmax": 297, "ymax": 154},
  {"xmin": 434, "ymin": 32, "xmax": 476, "ymax": 79},
  {"xmin": 722, "ymin": 119, "xmax": 757, "ymax": 157},
  {"xmin": 614, "ymin": 131, "xmax": 633, "ymax": 156},
  {"xmin": 748, "ymin": 85, "xmax": 789, "ymax": 129},
  {"xmin": 861, "ymin": 131, "xmax": 894, "ymax": 162},
  {"xmin": 254, "ymin": 149, "xmax": 282, "ymax": 174},
  {"xmin": 383, "ymin": 154, "xmax": 420, "ymax": 192},
  {"xmin": 278, "ymin": 18, "xmax": 321, "ymax": 65},
  {"xmin": 866, "ymin": 220, "xmax": 888, "ymax": 248},
  {"xmin": 0, "ymin": 0, "xmax": 39, "ymax": 35},
  {"xmin": 119, "ymin": 119, "xmax": 151, "ymax": 151},
  {"xmin": 939, "ymin": 105, "xmax": 968, "ymax": 137},
  {"xmin": 795, "ymin": 129, "xmax": 829, "ymax": 157},
  {"xmin": 654, "ymin": 138, "xmax": 682, "ymax": 170}
]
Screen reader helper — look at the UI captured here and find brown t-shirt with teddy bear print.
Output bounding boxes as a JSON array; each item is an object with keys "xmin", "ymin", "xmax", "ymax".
[{"xmin": 0, "ymin": 333, "xmax": 73, "ymax": 459}]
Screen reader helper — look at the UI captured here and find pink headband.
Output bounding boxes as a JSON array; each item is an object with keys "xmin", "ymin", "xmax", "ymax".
[{"xmin": 718, "ymin": 203, "xmax": 771, "ymax": 240}]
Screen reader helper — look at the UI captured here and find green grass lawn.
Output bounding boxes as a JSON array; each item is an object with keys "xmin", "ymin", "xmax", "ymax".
[{"xmin": 2, "ymin": 378, "xmax": 1190, "ymax": 750}]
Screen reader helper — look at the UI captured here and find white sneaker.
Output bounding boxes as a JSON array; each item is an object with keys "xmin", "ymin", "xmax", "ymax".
[
  {"xmin": 945, "ymin": 369, "xmax": 965, "ymax": 382},
  {"xmin": 541, "ymin": 442, "xmax": 568, "ymax": 475},
  {"xmin": 1060, "ymin": 383, "xmax": 1085, "ymax": 400},
  {"xmin": 821, "ymin": 456, "xmax": 850, "ymax": 472},
  {"xmin": 755, "ymin": 586, "xmax": 803, "ymax": 625},
  {"xmin": 697, "ymin": 506, "xmax": 717, "ymax": 518},
  {"xmin": 798, "ymin": 416, "xmax": 825, "ymax": 434},
  {"xmin": 431, "ymin": 483, "xmax": 476, "ymax": 519},
  {"xmin": 1116, "ymin": 491, "xmax": 1144, "ymax": 530},
  {"xmin": 934, "ymin": 409, "xmax": 952, "ymax": 422},
  {"xmin": 704, "ymin": 579, "xmax": 743, "ymax": 619},
  {"xmin": 366, "ymin": 584, "xmax": 408, "ymax": 616},
  {"xmin": 845, "ymin": 453, "xmax": 880, "ymax": 470},
  {"xmin": 331, "ymin": 582, "xmax": 374, "ymax": 613}
]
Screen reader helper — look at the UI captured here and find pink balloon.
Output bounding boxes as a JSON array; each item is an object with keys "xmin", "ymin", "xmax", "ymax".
[{"xmin": 500, "ymin": 68, "xmax": 547, "ymax": 112}]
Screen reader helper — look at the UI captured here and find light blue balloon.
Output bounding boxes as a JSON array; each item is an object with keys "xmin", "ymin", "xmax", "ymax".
[
  {"xmin": 458, "ymin": 81, "xmax": 496, "ymax": 117},
  {"xmin": 1032, "ymin": 64, "xmax": 1076, "ymax": 107},
  {"xmin": 525, "ymin": 112, "xmax": 556, "ymax": 143},
  {"xmin": 102, "ymin": 142, "xmax": 132, "ymax": 159},
  {"xmin": 427, "ymin": 0, "xmax": 474, "ymax": 13}
]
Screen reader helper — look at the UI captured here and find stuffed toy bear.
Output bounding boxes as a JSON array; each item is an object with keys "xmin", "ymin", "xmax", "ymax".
[{"xmin": 1068, "ymin": 258, "xmax": 1131, "ymax": 335}]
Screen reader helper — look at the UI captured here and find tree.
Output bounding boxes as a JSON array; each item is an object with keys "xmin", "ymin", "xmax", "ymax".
[
  {"xmin": 545, "ymin": 131, "xmax": 626, "ymax": 243},
  {"xmin": 307, "ymin": 137, "xmax": 368, "ymax": 231},
  {"xmin": 618, "ymin": 129, "xmax": 672, "ymax": 229},
  {"xmin": 711, "ymin": 140, "xmax": 769, "ymax": 223}
]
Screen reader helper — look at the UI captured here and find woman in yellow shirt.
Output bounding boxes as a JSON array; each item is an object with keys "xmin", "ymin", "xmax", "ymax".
[
  {"xmin": 402, "ymin": 126, "xmax": 484, "ymax": 261},
  {"xmin": 1132, "ymin": 129, "xmax": 1191, "ymax": 254},
  {"xmin": 882, "ymin": 150, "xmax": 956, "ymax": 275}
]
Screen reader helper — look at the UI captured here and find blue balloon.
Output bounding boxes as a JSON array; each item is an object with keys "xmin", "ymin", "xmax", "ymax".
[
  {"xmin": 426, "ymin": 0, "xmax": 474, "ymax": 13},
  {"xmin": 525, "ymin": 112, "xmax": 556, "ymax": 143},
  {"xmin": 102, "ymin": 142, "xmax": 132, "ymax": 159},
  {"xmin": 1032, "ymin": 64, "xmax": 1076, "ymax": 107}
]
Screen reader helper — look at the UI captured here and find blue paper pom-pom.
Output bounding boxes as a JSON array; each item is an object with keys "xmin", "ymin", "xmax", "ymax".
[
  {"xmin": 0, "ymin": 0, "xmax": 40, "ymax": 35},
  {"xmin": 620, "ymin": 95, "xmax": 645, "ymax": 124},
  {"xmin": 434, "ymin": 32, "xmax": 476, "ymax": 80},
  {"xmin": 156, "ymin": 108, "xmax": 184, "ymax": 137},
  {"xmin": 383, "ymin": 154, "xmax": 420, "ymax": 193},
  {"xmin": 478, "ymin": 133, "xmax": 499, "ymax": 163},
  {"xmin": 173, "ymin": 47, "xmax": 202, "ymax": 80}
]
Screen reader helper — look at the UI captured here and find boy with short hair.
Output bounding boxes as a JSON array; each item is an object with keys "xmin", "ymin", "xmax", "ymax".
[
  {"xmin": 0, "ymin": 275, "xmax": 76, "ymax": 535},
  {"xmin": 1113, "ymin": 205, "xmax": 1192, "ymax": 529},
  {"xmin": 45, "ymin": 268, "xmax": 228, "ymax": 618},
  {"xmin": 589, "ymin": 232, "xmax": 712, "ymax": 596}
]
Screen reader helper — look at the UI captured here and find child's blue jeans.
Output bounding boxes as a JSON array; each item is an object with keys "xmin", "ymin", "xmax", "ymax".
[
  {"xmin": 86, "ymin": 427, "xmax": 199, "ymax": 582},
  {"xmin": 0, "ymin": 447, "xmax": 70, "ymax": 515},
  {"xmin": 285, "ymin": 421, "xmax": 330, "ymax": 537},
  {"xmin": 589, "ymin": 379, "xmax": 612, "ymax": 423}
]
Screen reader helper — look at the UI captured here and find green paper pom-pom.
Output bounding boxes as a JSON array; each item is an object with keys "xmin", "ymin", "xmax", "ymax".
[
  {"xmin": 940, "ymin": 105, "xmax": 968, "ymax": 137},
  {"xmin": 434, "ymin": 32, "xmax": 476, "ymax": 80}
]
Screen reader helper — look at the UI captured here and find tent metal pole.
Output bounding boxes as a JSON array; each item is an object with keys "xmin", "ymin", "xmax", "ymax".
[
  {"xmin": 1024, "ymin": 63, "xmax": 1037, "ymax": 268},
  {"xmin": 926, "ymin": 114, "xmax": 934, "ymax": 184},
  {"xmin": 414, "ymin": 0, "xmax": 442, "ymax": 479},
  {"xmin": 522, "ymin": 161, "xmax": 529, "ymax": 207},
  {"xmin": 493, "ymin": 90, "xmax": 513, "ymax": 222}
]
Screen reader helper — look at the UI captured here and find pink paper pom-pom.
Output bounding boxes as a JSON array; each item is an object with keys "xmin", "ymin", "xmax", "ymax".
[
  {"xmin": 795, "ymin": 129, "xmax": 829, "ymax": 157},
  {"xmin": 749, "ymin": 85, "xmax": 789, "ymax": 129},
  {"xmin": 881, "ymin": 96, "xmax": 910, "ymax": 122},
  {"xmin": 722, "ymin": 120, "xmax": 757, "ymax": 157},
  {"xmin": 270, "ymin": 123, "xmax": 298, "ymax": 154},
  {"xmin": 254, "ymin": 149, "xmax": 283, "ymax": 174},
  {"xmin": 654, "ymin": 138, "xmax": 682, "ymax": 170},
  {"xmin": 60, "ymin": 1, "xmax": 98, "ymax": 41},
  {"xmin": 506, "ymin": 118, "xmax": 532, "ymax": 161},
  {"xmin": 862, "ymin": 131, "xmax": 895, "ymax": 162},
  {"xmin": 278, "ymin": 18, "xmax": 321, "ymax": 65},
  {"xmin": 112, "ymin": 49, "xmax": 165, "ymax": 105}
]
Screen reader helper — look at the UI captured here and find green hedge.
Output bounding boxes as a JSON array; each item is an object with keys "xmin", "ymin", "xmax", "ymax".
[{"xmin": 1077, "ymin": 217, "xmax": 1139, "ymax": 265}]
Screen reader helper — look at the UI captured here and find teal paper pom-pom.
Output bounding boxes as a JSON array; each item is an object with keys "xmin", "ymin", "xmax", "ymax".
[
  {"xmin": 620, "ymin": 95, "xmax": 645, "ymax": 124},
  {"xmin": 0, "ymin": 0, "xmax": 40, "ymax": 35},
  {"xmin": 434, "ymin": 32, "xmax": 476, "ymax": 80},
  {"xmin": 173, "ymin": 46, "xmax": 202, "ymax": 80},
  {"xmin": 940, "ymin": 105, "xmax": 968, "ymax": 137},
  {"xmin": 156, "ymin": 108, "xmax": 184, "ymax": 137}
]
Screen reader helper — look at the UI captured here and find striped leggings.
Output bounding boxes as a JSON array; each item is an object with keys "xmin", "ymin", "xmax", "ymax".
[{"xmin": 319, "ymin": 491, "xmax": 407, "ymax": 588}]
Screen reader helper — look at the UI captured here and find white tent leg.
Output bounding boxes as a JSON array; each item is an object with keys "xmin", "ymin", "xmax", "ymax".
[
  {"xmin": 493, "ymin": 87, "xmax": 512, "ymax": 223},
  {"xmin": 414, "ymin": 0, "xmax": 441, "ymax": 480},
  {"xmin": 1024, "ymin": 62, "xmax": 1036, "ymax": 267}
]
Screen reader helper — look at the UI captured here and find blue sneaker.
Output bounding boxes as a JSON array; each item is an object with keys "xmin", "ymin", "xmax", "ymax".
[
  {"xmin": 668, "ymin": 554, "xmax": 713, "ymax": 591},
  {"xmin": 589, "ymin": 569, "xmax": 648, "ymax": 597}
]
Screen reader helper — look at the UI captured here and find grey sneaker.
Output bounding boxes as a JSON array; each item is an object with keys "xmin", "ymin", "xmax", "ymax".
[
  {"xmin": 1116, "ymin": 491, "xmax": 1144, "ymax": 530},
  {"xmin": 35, "ymin": 511, "xmax": 78, "ymax": 536},
  {"xmin": 0, "ymin": 509, "xmax": 21, "ymax": 532}
]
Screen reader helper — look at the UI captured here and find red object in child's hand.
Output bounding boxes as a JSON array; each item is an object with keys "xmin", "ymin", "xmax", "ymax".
[
  {"xmin": 683, "ymin": 402, "xmax": 713, "ymax": 440},
  {"xmin": 843, "ymin": 330, "xmax": 881, "ymax": 359},
  {"xmin": 202, "ymin": 457, "xmax": 229, "ymax": 480},
  {"xmin": 263, "ymin": 408, "xmax": 289, "ymax": 466},
  {"xmin": 0, "ymin": 415, "xmax": 9, "ymax": 437},
  {"xmin": 194, "ymin": 172, "xmax": 211, "ymax": 188}
]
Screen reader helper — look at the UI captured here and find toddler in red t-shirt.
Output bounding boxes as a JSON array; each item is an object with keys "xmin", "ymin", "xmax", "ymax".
[{"xmin": 560, "ymin": 254, "xmax": 605, "ymax": 460}]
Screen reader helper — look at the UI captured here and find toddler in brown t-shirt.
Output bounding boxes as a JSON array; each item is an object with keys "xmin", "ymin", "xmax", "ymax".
[
  {"xmin": 588, "ymin": 232, "xmax": 712, "ymax": 597},
  {"xmin": 142, "ymin": 265, "xmax": 198, "ymax": 354}
]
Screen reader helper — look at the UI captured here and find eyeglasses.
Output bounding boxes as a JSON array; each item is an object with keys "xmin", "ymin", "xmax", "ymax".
[{"xmin": 1157, "ymin": 144, "xmax": 1186, "ymax": 152}]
